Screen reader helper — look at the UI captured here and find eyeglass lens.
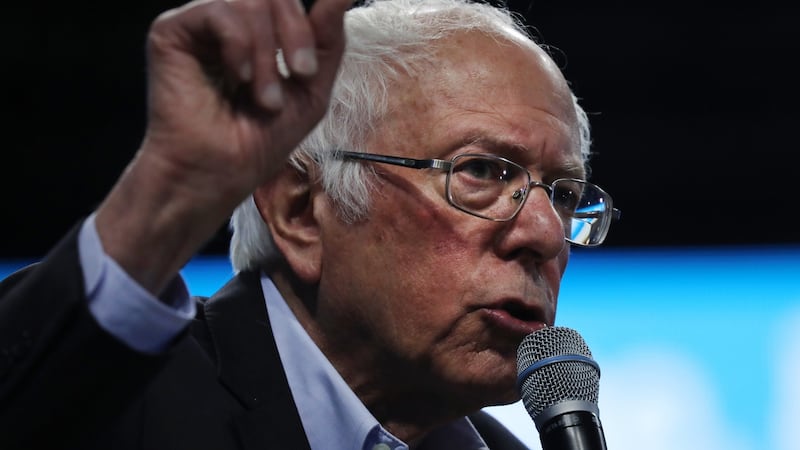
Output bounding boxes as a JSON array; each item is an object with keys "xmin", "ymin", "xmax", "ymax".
[
  {"xmin": 448, "ymin": 155, "xmax": 528, "ymax": 220},
  {"xmin": 447, "ymin": 155, "xmax": 611, "ymax": 246}
]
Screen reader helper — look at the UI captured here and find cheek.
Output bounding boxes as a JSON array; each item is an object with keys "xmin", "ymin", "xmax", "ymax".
[
  {"xmin": 362, "ymin": 205, "xmax": 481, "ymax": 329},
  {"xmin": 321, "ymin": 180, "xmax": 505, "ymax": 349},
  {"xmin": 391, "ymin": 214, "xmax": 481, "ymax": 295},
  {"xmin": 553, "ymin": 247, "xmax": 570, "ymax": 290},
  {"xmin": 373, "ymin": 190, "xmax": 472, "ymax": 269}
]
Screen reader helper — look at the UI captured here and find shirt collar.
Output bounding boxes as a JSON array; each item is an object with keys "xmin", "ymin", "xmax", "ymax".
[{"xmin": 261, "ymin": 274, "xmax": 488, "ymax": 450}]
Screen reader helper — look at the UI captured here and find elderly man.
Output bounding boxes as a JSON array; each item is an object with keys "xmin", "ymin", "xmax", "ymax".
[{"xmin": 0, "ymin": 0, "xmax": 617, "ymax": 448}]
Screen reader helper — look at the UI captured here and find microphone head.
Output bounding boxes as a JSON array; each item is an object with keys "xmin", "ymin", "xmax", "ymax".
[{"xmin": 516, "ymin": 326, "xmax": 600, "ymax": 426}]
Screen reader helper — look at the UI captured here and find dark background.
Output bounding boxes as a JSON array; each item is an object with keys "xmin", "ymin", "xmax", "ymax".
[{"xmin": 3, "ymin": 1, "xmax": 799, "ymax": 259}]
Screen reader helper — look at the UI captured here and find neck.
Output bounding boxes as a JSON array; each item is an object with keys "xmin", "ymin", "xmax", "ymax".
[{"xmin": 266, "ymin": 264, "xmax": 479, "ymax": 444}]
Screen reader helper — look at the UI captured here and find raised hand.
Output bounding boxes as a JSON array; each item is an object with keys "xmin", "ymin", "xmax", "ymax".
[{"xmin": 95, "ymin": 0, "xmax": 351, "ymax": 295}]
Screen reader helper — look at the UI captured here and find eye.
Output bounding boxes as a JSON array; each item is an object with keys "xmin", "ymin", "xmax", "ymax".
[
  {"xmin": 454, "ymin": 156, "xmax": 520, "ymax": 182},
  {"xmin": 552, "ymin": 181, "xmax": 583, "ymax": 212}
]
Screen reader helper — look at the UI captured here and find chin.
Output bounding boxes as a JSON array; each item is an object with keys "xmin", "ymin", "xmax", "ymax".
[
  {"xmin": 480, "ymin": 377, "xmax": 519, "ymax": 405},
  {"xmin": 458, "ymin": 383, "xmax": 520, "ymax": 412},
  {"xmin": 448, "ymin": 365, "xmax": 519, "ymax": 408}
]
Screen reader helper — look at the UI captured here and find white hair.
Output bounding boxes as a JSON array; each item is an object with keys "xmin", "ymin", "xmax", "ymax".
[{"xmin": 229, "ymin": 0, "xmax": 593, "ymax": 272}]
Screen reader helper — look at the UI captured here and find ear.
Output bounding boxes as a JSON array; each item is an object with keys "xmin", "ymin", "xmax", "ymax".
[{"xmin": 253, "ymin": 165, "xmax": 323, "ymax": 284}]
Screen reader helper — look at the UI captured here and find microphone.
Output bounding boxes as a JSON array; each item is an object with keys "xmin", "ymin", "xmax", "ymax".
[{"xmin": 516, "ymin": 326, "xmax": 608, "ymax": 450}]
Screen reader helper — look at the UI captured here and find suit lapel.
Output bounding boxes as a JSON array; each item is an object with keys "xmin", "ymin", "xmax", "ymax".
[{"xmin": 201, "ymin": 270, "xmax": 311, "ymax": 450}]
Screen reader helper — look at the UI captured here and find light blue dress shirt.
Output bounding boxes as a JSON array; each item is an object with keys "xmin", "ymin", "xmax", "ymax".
[
  {"xmin": 78, "ymin": 214, "xmax": 195, "ymax": 354},
  {"xmin": 78, "ymin": 215, "xmax": 490, "ymax": 449}
]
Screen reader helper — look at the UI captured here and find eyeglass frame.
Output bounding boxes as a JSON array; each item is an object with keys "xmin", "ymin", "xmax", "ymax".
[{"xmin": 332, "ymin": 150, "xmax": 621, "ymax": 247}]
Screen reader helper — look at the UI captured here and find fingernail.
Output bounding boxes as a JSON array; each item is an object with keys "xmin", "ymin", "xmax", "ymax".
[
  {"xmin": 260, "ymin": 83, "xmax": 283, "ymax": 110},
  {"xmin": 239, "ymin": 62, "xmax": 252, "ymax": 82},
  {"xmin": 292, "ymin": 48, "xmax": 318, "ymax": 76}
]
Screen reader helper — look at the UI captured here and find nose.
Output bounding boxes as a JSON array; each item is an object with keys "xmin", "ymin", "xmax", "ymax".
[{"xmin": 504, "ymin": 183, "xmax": 567, "ymax": 261}]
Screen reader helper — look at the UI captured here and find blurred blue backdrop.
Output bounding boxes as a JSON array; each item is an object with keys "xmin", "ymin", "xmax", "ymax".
[{"xmin": 2, "ymin": 245, "xmax": 798, "ymax": 449}]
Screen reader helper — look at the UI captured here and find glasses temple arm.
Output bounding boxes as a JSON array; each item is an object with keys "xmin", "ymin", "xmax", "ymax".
[{"xmin": 337, "ymin": 151, "xmax": 449, "ymax": 170}]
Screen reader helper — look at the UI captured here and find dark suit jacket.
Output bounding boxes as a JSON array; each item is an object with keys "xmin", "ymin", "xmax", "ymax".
[{"xmin": 0, "ymin": 224, "xmax": 531, "ymax": 449}]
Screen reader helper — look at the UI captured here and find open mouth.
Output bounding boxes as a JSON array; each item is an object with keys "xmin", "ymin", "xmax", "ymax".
[
  {"xmin": 502, "ymin": 301, "xmax": 543, "ymax": 323},
  {"xmin": 480, "ymin": 301, "xmax": 548, "ymax": 337}
]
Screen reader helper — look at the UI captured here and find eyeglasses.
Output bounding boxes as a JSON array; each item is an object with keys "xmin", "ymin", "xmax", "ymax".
[{"xmin": 334, "ymin": 151, "xmax": 621, "ymax": 247}]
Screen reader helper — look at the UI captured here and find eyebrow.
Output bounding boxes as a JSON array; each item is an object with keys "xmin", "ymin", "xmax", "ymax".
[
  {"xmin": 451, "ymin": 135, "xmax": 528, "ymax": 160},
  {"xmin": 457, "ymin": 136, "xmax": 586, "ymax": 180}
]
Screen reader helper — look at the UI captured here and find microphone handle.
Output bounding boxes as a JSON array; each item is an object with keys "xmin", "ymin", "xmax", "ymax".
[{"xmin": 539, "ymin": 410, "xmax": 608, "ymax": 450}]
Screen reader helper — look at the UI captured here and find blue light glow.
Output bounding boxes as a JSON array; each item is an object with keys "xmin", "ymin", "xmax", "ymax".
[{"xmin": 2, "ymin": 245, "xmax": 798, "ymax": 450}]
